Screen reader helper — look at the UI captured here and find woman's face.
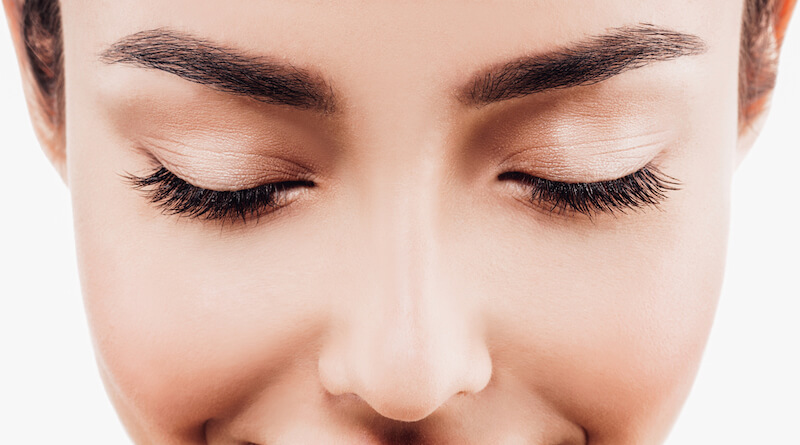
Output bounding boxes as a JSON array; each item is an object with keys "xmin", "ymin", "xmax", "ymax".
[{"xmin": 60, "ymin": 0, "xmax": 742, "ymax": 443}]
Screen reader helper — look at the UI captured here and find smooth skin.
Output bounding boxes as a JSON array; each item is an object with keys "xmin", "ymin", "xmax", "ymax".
[{"xmin": 3, "ymin": 1, "xmax": 795, "ymax": 444}]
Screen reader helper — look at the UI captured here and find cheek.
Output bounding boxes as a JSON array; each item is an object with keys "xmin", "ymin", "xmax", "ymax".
[
  {"xmin": 475, "ymin": 215, "xmax": 728, "ymax": 443},
  {"xmin": 473, "ymin": 134, "xmax": 733, "ymax": 442},
  {"xmin": 75, "ymin": 219, "xmax": 338, "ymax": 438},
  {"xmin": 68, "ymin": 127, "xmax": 337, "ymax": 437}
]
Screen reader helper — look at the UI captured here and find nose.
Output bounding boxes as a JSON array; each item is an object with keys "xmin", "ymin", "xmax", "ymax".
[
  {"xmin": 317, "ymin": 173, "xmax": 492, "ymax": 422},
  {"xmin": 318, "ymin": 299, "xmax": 492, "ymax": 422},
  {"xmin": 318, "ymin": 279, "xmax": 493, "ymax": 422}
]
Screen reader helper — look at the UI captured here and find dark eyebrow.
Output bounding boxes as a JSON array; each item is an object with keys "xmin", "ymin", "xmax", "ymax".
[
  {"xmin": 459, "ymin": 23, "xmax": 707, "ymax": 107},
  {"xmin": 99, "ymin": 28, "xmax": 336, "ymax": 113}
]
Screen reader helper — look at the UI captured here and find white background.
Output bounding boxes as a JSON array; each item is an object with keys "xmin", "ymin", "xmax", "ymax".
[{"xmin": 1, "ymin": 11, "xmax": 798, "ymax": 445}]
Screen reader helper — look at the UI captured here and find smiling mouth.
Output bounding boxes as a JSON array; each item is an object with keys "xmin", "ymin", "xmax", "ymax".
[{"xmin": 240, "ymin": 428, "xmax": 588, "ymax": 445}]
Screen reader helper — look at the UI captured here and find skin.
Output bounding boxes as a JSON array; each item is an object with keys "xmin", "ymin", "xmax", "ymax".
[{"xmin": 2, "ymin": 0, "xmax": 795, "ymax": 444}]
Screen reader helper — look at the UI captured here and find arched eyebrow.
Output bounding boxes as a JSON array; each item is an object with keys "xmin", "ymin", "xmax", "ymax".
[
  {"xmin": 99, "ymin": 28, "xmax": 338, "ymax": 114},
  {"xmin": 99, "ymin": 24, "xmax": 706, "ymax": 115},
  {"xmin": 458, "ymin": 23, "xmax": 708, "ymax": 107}
]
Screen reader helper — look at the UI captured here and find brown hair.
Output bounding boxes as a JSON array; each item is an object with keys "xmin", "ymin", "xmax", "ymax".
[
  {"xmin": 740, "ymin": 0, "xmax": 793, "ymax": 130},
  {"xmin": 15, "ymin": 0, "xmax": 794, "ymax": 136},
  {"xmin": 20, "ymin": 0, "xmax": 62, "ymax": 135}
]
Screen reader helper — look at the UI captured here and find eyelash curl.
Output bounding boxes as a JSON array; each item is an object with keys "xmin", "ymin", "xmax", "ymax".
[
  {"xmin": 121, "ymin": 166, "xmax": 314, "ymax": 224},
  {"xmin": 499, "ymin": 165, "xmax": 680, "ymax": 217},
  {"xmin": 124, "ymin": 163, "xmax": 677, "ymax": 225}
]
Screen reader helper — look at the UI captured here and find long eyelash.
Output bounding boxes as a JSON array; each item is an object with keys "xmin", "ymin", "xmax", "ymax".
[
  {"xmin": 499, "ymin": 165, "xmax": 680, "ymax": 216},
  {"xmin": 121, "ymin": 166, "xmax": 312, "ymax": 223}
]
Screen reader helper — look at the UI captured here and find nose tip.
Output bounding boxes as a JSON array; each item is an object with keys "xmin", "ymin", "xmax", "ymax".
[
  {"xmin": 342, "ymin": 389, "xmax": 460, "ymax": 424},
  {"xmin": 361, "ymin": 358, "xmax": 491, "ymax": 422},
  {"xmin": 318, "ymin": 329, "xmax": 493, "ymax": 422}
]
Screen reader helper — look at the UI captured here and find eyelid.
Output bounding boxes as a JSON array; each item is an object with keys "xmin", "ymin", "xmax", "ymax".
[
  {"xmin": 132, "ymin": 137, "xmax": 320, "ymax": 191},
  {"xmin": 496, "ymin": 131, "xmax": 675, "ymax": 184}
]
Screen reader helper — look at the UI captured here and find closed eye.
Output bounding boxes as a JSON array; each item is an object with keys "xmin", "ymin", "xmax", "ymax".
[
  {"xmin": 120, "ymin": 166, "xmax": 315, "ymax": 224},
  {"xmin": 498, "ymin": 165, "xmax": 680, "ymax": 217}
]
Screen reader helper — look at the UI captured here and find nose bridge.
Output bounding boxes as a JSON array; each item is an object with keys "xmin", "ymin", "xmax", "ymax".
[
  {"xmin": 365, "ymin": 138, "xmax": 439, "ymax": 322},
  {"xmin": 318, "ymin": 125, "xmax": 491, "ymax": 423},
  {"xmin": 355, "ymin": 101, "xmax": 450, "ymax": 341}
]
